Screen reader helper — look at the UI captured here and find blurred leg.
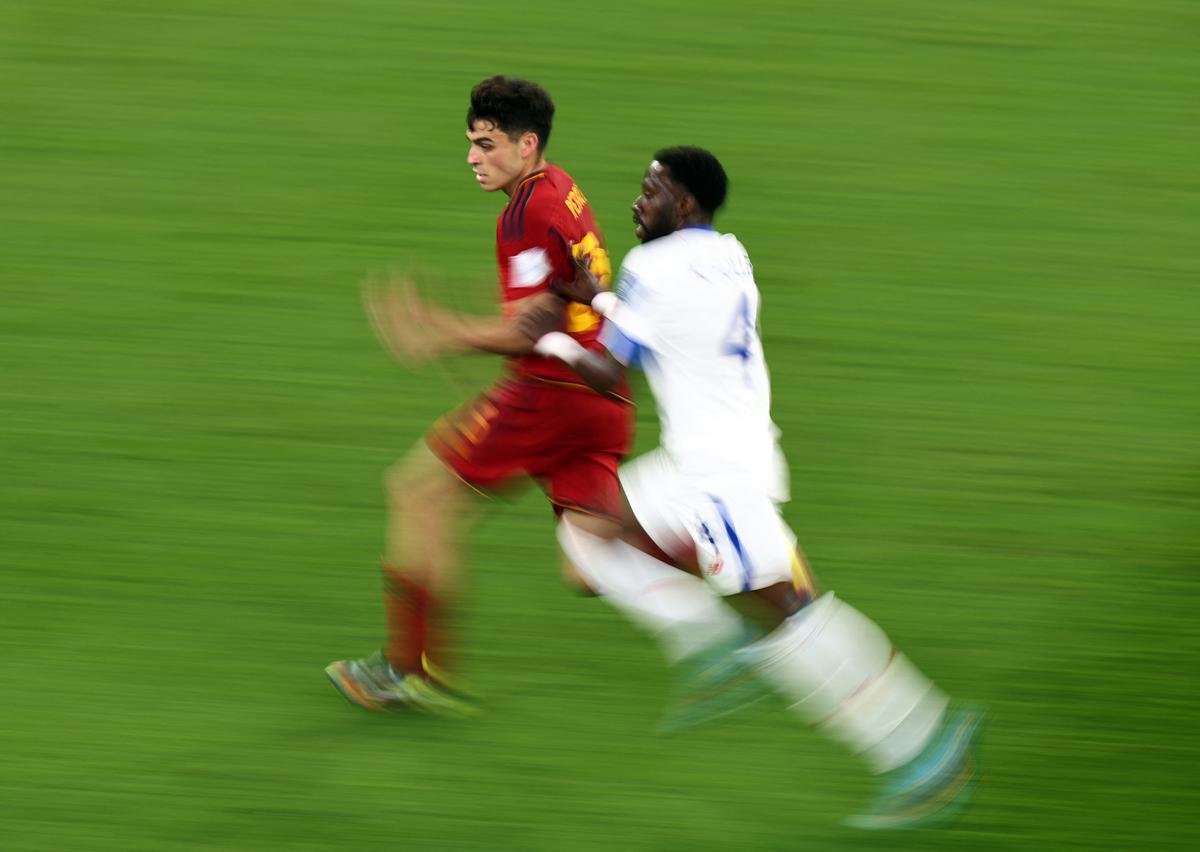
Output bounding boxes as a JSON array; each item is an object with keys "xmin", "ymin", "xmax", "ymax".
[
  {"xmin": 739, "ymin": 592, "xmax": 947, "ymax": 773},
  {"xmin": 382, "ymin": 441, "xmax": 483, "ymax": 677},
  {"xmin": 558, "ymin": 513, "xmax": 744, "ymax": 663}
]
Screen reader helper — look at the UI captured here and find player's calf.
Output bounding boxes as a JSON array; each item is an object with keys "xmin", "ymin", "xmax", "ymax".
[{"xmin": 737, "ymin": 592, "xmax": 952, "ymax": 774}]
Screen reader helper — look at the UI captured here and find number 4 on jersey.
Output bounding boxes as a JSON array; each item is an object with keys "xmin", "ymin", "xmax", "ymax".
[{"xmin": 722, "ymin": 293, "xmax": 754, "ymax": 362}]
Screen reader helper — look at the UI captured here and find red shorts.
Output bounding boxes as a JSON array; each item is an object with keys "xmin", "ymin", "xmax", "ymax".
[{"xmin": 426, "ymin": 377, "xmax": 633, "ymax": 519}]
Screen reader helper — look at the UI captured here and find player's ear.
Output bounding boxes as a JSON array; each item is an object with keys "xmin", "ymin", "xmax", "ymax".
[
  {"xmin": 519, "ymin": 131, "xmax": 539, "ymax": 158},
  {"xmin": 677, "ymin": 190, "xmax": 698, "ymax": 221}
]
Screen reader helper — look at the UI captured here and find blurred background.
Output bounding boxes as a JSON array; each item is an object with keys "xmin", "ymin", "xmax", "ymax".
[{"xmin": 2, "ymin": 1, "xmax": 1197, "ymax": 849}]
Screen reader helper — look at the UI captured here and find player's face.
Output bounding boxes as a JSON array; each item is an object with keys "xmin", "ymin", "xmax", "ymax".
[
  {"xmin": 466, "ymin": 120, "xmax": 535, "ymax": 195},
  {"xmin": 632, "ymin": 161, "xmax": 682, "ymax": 243}
]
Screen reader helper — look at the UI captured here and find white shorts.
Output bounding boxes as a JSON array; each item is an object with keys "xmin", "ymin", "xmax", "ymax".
[{"xmin": 620, "ymin": 449, "xmax": 797, "ymax": 596}]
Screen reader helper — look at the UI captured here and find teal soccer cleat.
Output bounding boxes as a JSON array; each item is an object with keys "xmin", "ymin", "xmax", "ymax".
[
  {"xmin": 658, "ymin": 630, "xmax": 770, "ymax": 734},
  {"xmin": 844, "ymin": 703, "xmax": 984, "ymax": 830}
]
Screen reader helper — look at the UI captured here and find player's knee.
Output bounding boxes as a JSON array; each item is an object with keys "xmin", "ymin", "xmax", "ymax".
[
  {"xmin": 762, "ymin": 580, "xmax": 811, "ymax": 621},
  {"xmin": 723, "ymin": 582, "xmax": 801, "ymax": 633},
  {"xmin": 558, "ymin": 553, "xmax": 601, "ymax": 596}
]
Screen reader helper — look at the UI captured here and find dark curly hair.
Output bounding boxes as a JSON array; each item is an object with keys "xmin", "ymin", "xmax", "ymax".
[
  {"xmin": 467, "ymin": 76, "xmax": 555, "ymax": 153},
  {"xmin": 653, "ymin": 146, "xmax": 728, "ymax": 215}
]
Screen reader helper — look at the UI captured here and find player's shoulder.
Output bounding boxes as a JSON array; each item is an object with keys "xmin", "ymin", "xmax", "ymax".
[
  {"xmin": 501, "ymin": 166, "xmax": 576, "ymax": 241},
  {"xmin": 617, "ymin": 240, "xmax": 674, "ymax": 305},
  {"xmin": 500, "ymin": 174, "xmax": 552, "ymax": 244},
  {"xmin": 716, "ymin": 230, "xmax": 751, "ymax": 259},
  {"xmin": 679, "ymin": 226, "xmax": 744, "ymax": 252},
  {"xmin": 673, "ymin": 227, "xmax": 753, "ymax": 270},
  {"xmin": 525, "ymin": 164, "xmax": 578, "ymax": 210},
  {"xmin": 541, "ymin": 162, "xmax": 577, "ymax": 192},
  {"xmin": 615, "ymin": 243, "xmax": 648, "ymax": 300},
  {"xmin": 618, "ymin": 241, "xmax": 652, "ymax": 277},
  {"xmin": 619, "ymin": 229, "xmax": 751, "ymax": 299}
]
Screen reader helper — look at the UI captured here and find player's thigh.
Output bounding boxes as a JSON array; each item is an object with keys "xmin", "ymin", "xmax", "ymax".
[
  {"xmin": 538, "ymin": 378, "xmax": 632, "ymax": 517},
  {"xmin": 386, "ymin": 440, "xmax": 482, "ymax": 528},
  {"xmin": 622, "ymin": 454, "xmax": 796, "ymax": 596},
  {"xmin": 618, "ymin": 449, "xmax": 702, "ymax": 563},
  {"xmin": 545, "ymin": 448, "xmax": 627, "ymax": 524},
  {"xmin": 425, "ymin": 381, "xmax": 549, "ymax": 496}
]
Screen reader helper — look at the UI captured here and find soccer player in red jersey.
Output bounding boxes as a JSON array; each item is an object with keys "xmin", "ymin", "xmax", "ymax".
[{"xmin": 326, "ymin": 76, "xmax": 634, "ymax": 713}]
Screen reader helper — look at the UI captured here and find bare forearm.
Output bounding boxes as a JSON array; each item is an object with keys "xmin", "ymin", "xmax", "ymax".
[
  {"xmin": 565, "ymin": 350, "xmax": 624, "ymax": 395},
  {"xmin": 532, "ymin": 332, "xmax": 624, "ymax": 395},
  {"xmin": 425, "ymin": 311, "xmax": 535, "ymax": 357},
  {"xmin": 441, "ymin": 315, "xmax": 534, "ymax": 356}
]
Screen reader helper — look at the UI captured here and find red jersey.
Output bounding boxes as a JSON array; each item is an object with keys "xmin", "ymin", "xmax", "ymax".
[{"xmin": 495, "ymin": 163, "xmax": 617, "ymax": 385}]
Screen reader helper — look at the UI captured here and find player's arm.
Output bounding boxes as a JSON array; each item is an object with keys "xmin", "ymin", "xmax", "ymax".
[
  {"xmin": 415, "ymin": 295, "xmax": 544, "ymax": 357},
  {"xmin": 363, "ymin": 274, "xmax": 544, "ymax": 362},
  {"xmin": 517, "ymin": 293, "xmax": 628, "ymax": 396}
]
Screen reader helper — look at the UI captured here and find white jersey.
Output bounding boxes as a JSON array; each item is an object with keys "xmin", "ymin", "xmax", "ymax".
[{"xmin": 601, "ymin": 226, "xmax": 788, "ymax": 500}]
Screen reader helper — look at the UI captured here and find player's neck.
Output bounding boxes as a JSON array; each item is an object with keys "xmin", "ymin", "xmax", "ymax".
[
  {"xmin": 503, "ymin": 157, "xmax": 547, "ymax": 197},
  {"xmin": 678, "ymin": 214, "xmax": 713, "ymax": 231}
]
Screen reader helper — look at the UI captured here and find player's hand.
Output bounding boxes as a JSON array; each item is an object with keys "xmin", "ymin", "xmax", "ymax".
[
  {"xmin": 551, "ymin": 242, "xmax": 604, "ymax": 305},
  {"xmin": 515, "ymin": 292, "xmax": 566, "ymax": 342},
  {"xmin": 362, "ymin": 271, "xmax": 443, "ymax": 364}
]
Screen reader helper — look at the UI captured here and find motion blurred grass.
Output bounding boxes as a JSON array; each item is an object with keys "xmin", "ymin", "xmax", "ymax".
[{"xmin": 2, "ymin": 1, "xmax": 1198, "ymax": 850}]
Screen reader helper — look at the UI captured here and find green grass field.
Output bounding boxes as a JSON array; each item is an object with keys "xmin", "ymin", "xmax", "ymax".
[{"xmin": 3, "ymin": 1, "xmax": 1198, "ymax": 849}]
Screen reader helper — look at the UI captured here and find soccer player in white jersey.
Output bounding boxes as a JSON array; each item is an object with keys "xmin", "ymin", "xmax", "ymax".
[{"xmin": 521, "ymin": 147, "xmax": 982, "ymax": 829}]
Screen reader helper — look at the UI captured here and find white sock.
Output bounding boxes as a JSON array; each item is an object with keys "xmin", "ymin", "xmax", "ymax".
[
  {"xmin": 738, "ymin": 592, "xmax": 947, "ymax": 773},
  {"xmin": 557, "ymin": 519, "xmax": 744, "ymax": 663}
]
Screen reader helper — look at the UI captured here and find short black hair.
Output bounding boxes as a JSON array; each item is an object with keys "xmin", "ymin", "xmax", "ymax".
[
  {"xmin": 653, "ymin": 146, "xmax": 728, "ymax": 215},
  {"xmin": 467, "ymin": 75, "xmax": 555, "ymax": 152}
]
